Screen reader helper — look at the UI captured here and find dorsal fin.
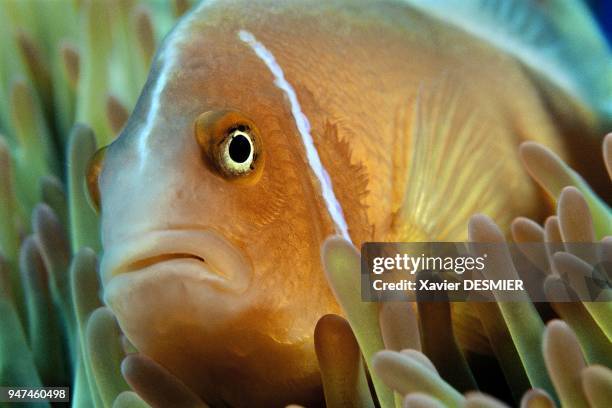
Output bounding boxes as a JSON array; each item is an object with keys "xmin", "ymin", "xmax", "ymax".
[{"xmin": 402, "ymin": 0, "xmax": 612, "ymax": 125}]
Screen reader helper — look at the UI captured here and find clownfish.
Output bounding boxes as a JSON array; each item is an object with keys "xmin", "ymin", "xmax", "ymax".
[{"xmin": 92, "ymin": 0, "xmax": 611, "ymax": 406}]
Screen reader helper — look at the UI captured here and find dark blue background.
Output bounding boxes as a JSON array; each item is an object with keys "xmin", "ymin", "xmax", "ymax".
[{"xmin": 588, "ymin": 0, "xmax": 612, "ymax": 45}]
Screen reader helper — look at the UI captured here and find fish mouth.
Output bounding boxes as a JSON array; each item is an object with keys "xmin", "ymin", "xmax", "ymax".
[
  {"xmin": 101, "ymin": 229, "xmax": 252, "ymax": 293},
  {"xmin": 123, "ymin": 253, "xmax": 206, "ymax": 272}
]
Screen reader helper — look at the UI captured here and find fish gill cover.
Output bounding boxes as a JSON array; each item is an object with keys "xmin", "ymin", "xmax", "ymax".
[{"xmin": 0, "ymin": 0, "xmax": 610, "ymax": 407}]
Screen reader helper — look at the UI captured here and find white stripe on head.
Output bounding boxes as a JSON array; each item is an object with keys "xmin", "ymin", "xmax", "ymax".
[
  {"xmin": 136, "ymin": 1, "xmax": 209, "ymax": 172},
  {"xmin": 238, "ymin": 30, "xmax": 352, "ymax": 243}
]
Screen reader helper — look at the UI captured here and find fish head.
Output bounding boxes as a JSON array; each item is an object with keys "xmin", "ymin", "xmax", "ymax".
[{"xmin": 94, "ymin": 11, "xmax": 342, "ymax": 406}]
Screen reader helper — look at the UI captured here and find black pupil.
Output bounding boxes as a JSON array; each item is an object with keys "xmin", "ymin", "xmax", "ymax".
[{"xmin": 228, "ymin": 133, "xmax": 251, "ymax": 163}]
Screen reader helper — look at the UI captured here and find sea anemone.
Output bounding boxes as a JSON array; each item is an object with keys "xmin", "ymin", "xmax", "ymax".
[{"xmin": 318, "ymin": 136, "xmax": 612, "ymax": 408}]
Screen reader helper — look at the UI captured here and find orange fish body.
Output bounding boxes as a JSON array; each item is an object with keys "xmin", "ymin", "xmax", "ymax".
[{"xmin": 97, "ymin": 1, "xmax": 610, "ymax": 406}]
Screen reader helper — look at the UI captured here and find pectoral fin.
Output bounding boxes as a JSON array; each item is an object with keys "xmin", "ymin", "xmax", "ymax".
[
  {"xmin": 389, "ymin": 76, "xmax": 534, "ymax": 355},
  {"xmin": 390, "ymin": 76, "xmax": 526, "ymax": 243}
]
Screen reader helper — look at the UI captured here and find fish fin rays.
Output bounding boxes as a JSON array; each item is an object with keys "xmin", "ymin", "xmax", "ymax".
[
  {"xmin": 391, "ymin": 78, "xmax": 512, "ymax": 355},
  {"xmin": 390, "ymin": 76, "xmax": 522, "ymax": 242},
  {"xmin": 401, "ymin": 0, "xmax": 612, "ymax": 123}
]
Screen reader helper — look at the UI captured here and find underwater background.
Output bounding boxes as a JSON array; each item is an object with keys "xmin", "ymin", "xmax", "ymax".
[
  {"xmin": 0, "ymin": 0, "xmax": 611, "ymax": 407},
  {"xmin": 588, "ymin": 1, "xmax": 612, "ymax": 43}
]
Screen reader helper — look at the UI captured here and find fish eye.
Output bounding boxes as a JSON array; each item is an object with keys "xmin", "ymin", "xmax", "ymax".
[
  {"xmin": 195, "ymin": 110, "xmax": 264, "ymax": 182},
  {"xmin": 220, "ymin": 128, "xmax": 255, "ymax": 175}
]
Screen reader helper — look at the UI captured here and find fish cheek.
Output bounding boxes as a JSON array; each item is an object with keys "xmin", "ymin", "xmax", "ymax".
[{"xmin": 244, "ymin": 144, "xmax": 331, "ymax": 302}]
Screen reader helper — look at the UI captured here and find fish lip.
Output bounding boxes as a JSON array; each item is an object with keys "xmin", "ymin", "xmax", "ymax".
[
  {"xmin": 101, "ymin": 229, "xmax": 251, "ymax": 292},
  {"xmin": 118, "ymin": 253, "xmax": 207, "ymax": 276}
]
